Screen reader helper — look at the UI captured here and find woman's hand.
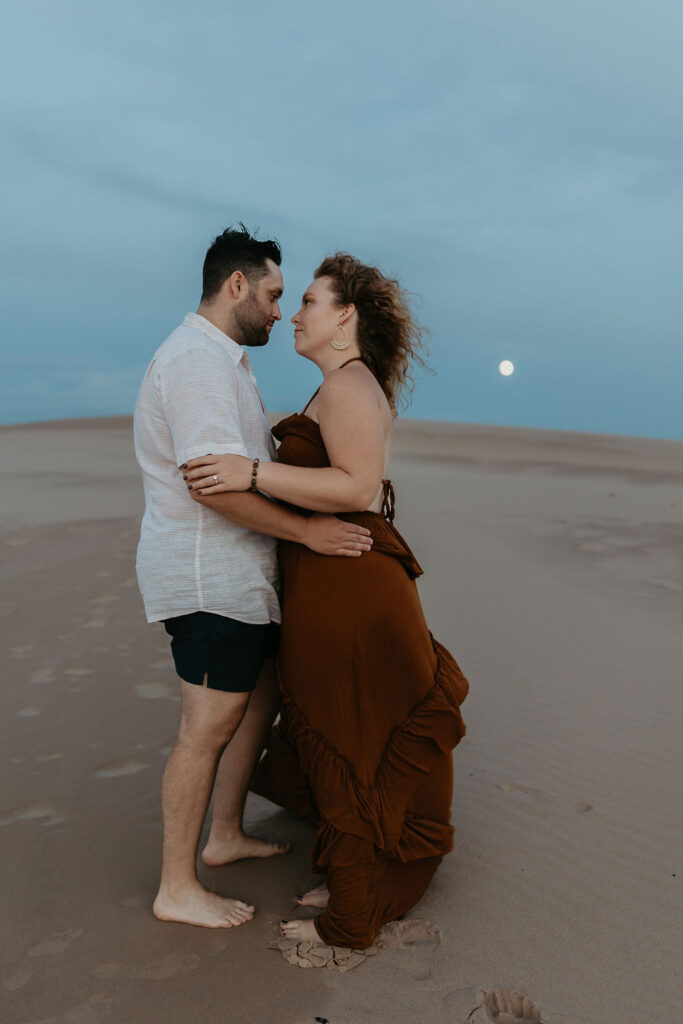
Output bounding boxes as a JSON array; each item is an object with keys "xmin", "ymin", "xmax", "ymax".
[{"xmin": 182, "ymin": 454, "xmax": 252, "ymax": 494}]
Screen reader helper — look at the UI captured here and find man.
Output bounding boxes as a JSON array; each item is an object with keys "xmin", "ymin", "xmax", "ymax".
[{"xmin": 134, "ymin": 225, "xmax": 372, "ymax": 929}]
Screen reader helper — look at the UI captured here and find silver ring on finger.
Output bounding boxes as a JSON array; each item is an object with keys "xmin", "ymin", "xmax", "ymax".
[{"xmin": 212, "ymin": 474, "xmax": 218, "ymax": 485}]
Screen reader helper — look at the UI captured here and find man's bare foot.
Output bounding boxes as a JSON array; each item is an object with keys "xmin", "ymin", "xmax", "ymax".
[
  {"xmin": 279, "ymin": 918, "xmax": 321, "ymax": 942},
  {"xmin": 201, "ymin": 831, "xmax": 290, "ymax": 867},
  {"xmin": 153, "ymin": 885, "xmax": 254, "ymax": 928},
  {"xmin": 296, "ymin": 884, "xmax": 329, "ymax": 909}
]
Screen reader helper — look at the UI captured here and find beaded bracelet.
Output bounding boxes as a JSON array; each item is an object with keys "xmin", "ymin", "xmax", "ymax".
[{"xmin": 249, "ymin": 457, "xmax": 260, "ymax": 492}]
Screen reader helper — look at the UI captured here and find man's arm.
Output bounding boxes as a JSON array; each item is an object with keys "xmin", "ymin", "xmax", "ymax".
[
  {"xmin": 158, "ymin": 345, "xmax": 371, "ymax": 556},
  {"xmin": 191, "ymin": 490, "xmax": 372, "ymax": 557}
]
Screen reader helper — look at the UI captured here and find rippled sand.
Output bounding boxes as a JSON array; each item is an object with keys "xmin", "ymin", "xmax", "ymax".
[{"xmin": 1, "ymin": 416, "xmax": 681, "ymax": 1024}]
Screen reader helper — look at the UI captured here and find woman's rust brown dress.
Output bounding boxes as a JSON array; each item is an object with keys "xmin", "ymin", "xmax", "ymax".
[{"xmin": 251, "ymin": 404, "xmax": 469, "ymax": 949}]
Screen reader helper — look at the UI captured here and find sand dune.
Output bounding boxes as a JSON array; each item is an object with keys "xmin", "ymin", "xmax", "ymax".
[{"xmin": 1, "ymin": 416, "xmax": 681, "ymax": 1024}]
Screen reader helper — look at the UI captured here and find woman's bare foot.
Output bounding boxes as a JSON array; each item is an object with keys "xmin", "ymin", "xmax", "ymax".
[
  {"xmin": 153, "ymin": 885, "xmax": 254, "ymax": 928},
  {"xmin": 201, "ymin": 831, "xmax": 290, "ymax": 867},
  {"xmin": 296, "ymin": 884, "xmax": 329, "ymax": 909},
  {"xmin": 279, "ymin": 918, "xmax": 321, "ymax": 942}
]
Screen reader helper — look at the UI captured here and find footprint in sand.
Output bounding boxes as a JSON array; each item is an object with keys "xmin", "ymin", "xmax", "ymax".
[
  {"xmin": 444, "ymin": 987, "xmax": 545, "ymax": 1023},
  {"xmin": 482, "ymin": 989, "xmax": 544, "ymax": 1022},
  {"xmin": 121, "ymin": 894, "xmax": 148, "ymax": 908},
  {"xmin": 131, "ymin": 953, "xmax": 201, "ymax": 980},
  {"xmin": 149, "ymin": 657, "xmax": 174, "ymax": 670},
  {"xmin": 31, "ymin": 667, "xmax": 55, "ymax": 684},
  {"xmin": 63, "ymin": 993, "xmax": 110, "ymax": 1024},
  {"xmin": 0, "ymin": 804, "xmax": 67, "ymax": 827},
  {"xmin": 135, "ymin": 681, "xmax": 173, "ymax": 700},
  {"xmin": 38, "ymin": 752, "xmax": 64, "ymax": 763},
  {"xmin": 2, "ymin": 965, "xmax": 33, "ymax": 991},
  {"xmin": 28, "ymin": 928, "xmax": 83, "ymax": 958},
  {"xmin": 500, "ymin": 782, "xmax": 594, "ymax": 815},
  {"xmin": 62, "ymin": 667, "xmax": 94, "ymax": 677},
  {"xmin": 80, "ymin": 619, "xmax": 107, "ymax": 629},
  {"xmin": 92, "ymin": 962, "xmax": 125, "ymax": 979},
  {"xmin": 10, "ymin": 645, "xmax": 34, "ymax": 658},
  {"xmin": 17, "ymin": 705, "xmax": 42, "ymax": 717},
  {"xmin": 93, "ymin": 758, "xmax": 149, "ymax": 779},
  {"xmin": 374, "ymin": 919, "xmax": 440, "ymax": 949}
]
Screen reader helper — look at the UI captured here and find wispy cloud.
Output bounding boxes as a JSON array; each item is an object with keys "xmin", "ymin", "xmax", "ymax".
[{"xmin": 1, "ymin": 0, "xmax": 681, "ymax": 437}]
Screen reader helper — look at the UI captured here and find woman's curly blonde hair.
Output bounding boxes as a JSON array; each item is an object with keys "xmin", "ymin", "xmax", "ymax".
[{"xmin": 314, "ymin": 253, "xmax": 428, "ymax": 413}]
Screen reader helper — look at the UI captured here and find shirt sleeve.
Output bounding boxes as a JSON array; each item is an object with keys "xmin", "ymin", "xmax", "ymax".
[{"xmin": 159, "ymin": 345, "xmax": 249, "ymax": 467}]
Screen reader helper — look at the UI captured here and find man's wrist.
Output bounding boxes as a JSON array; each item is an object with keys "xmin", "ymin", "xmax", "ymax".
[{"xmin": 293, "ymin": 514, "xmax": 309, "ymax": 546}]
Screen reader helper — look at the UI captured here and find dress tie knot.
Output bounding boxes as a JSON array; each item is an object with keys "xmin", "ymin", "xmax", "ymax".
[{"xmin": 381, "ymin": 479, "xmax": 396, "ymax": 523}]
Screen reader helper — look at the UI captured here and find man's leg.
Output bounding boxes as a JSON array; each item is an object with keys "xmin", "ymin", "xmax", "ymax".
[
  {"xmin": 153, "ymin": 680, "xmax": 255, "ymax": 928},
  {"xmin": 202, "ymin": 657, "xmax": 290, "ymax": 865}
]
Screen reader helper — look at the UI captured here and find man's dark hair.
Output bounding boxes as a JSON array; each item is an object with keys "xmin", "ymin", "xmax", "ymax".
[{"xmin": 201, "ymin": 223, "xmax": 281, "ymax": 302}]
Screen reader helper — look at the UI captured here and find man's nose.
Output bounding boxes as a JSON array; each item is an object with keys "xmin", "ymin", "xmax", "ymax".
[{"xmin": 274, "ymin": 304, "xmax": 282, "ymax": 321}]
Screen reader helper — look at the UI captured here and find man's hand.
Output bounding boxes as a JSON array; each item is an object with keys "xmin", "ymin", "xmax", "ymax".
[{"xmin": 302, "ymin": 514, "xmax": 373, "ymax": 557}]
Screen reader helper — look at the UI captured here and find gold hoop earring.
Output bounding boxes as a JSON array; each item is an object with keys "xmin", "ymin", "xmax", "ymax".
[{"xmin": 330, "ymin": 324, "xmax": 350, "ymax": 350}]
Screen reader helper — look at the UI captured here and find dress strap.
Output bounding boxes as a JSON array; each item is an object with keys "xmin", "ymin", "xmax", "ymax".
[
  {"xmin": 301, "ymin": 358, "xmax": 369, "ymax": 414},
  {"xmin": 381, "ymin": 479, "xmax": 396, "ymax": 523},
  {"xmin": 301, "ymin": 387, "xmax": 321, "ymax": 415}
]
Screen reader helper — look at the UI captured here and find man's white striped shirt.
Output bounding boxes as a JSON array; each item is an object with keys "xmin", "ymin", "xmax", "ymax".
[{"xmin": 134, "ymin": 312, "xmax": 280, "ymax": 625}]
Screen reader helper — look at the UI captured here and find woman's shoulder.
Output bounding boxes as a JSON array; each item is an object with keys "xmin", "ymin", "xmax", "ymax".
[
  {"xmin": 321, "ymin": 360, "xmax": 387, "ymax": 409},
  {"xmin": 317, "ymin": 366, "xmax": 392, "ymax": 440}
]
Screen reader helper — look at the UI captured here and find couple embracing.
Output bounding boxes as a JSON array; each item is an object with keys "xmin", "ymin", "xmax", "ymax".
[{"xmin": 134, "ymin": 224, "xmax": 469, "ymax": 950}]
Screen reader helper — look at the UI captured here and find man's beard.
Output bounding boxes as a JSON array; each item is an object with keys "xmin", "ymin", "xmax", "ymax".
[{"xmin": 234, "ymin": 294, "xmax": 271, "ymax": 348}]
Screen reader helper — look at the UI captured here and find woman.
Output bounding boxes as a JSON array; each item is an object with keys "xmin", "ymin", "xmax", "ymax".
[{"xmin": 183, "ymin": 253, "xmax": 469, "ymax": 948}]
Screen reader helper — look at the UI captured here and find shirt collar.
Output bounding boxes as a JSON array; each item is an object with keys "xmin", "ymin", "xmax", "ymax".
[{"xmin": 183, "ymin": 312, "xmax": 245, "ymax": 366}]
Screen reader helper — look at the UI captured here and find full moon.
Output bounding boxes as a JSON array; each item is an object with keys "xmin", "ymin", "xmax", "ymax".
[{"xmin": 498, "ymin": 360, "xmax": 515, "ymax": 376}]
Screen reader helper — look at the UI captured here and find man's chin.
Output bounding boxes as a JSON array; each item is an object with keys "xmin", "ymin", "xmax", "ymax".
[{"xmin": 243, "ymin": 330, "xmax": 270, "ymax": 348}]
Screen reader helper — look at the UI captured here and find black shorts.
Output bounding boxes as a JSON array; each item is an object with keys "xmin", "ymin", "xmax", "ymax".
[{"xmin": 163, "ymin": 611, "xmax": 280, "ymax": 693}]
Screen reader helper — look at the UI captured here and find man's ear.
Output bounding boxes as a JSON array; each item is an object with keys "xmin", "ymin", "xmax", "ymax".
[{"xmin": 225, "ymin": 271, "xmax": 246, "ymax": 300}]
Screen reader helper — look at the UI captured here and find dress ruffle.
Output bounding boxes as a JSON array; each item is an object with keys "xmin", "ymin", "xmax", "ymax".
[
  {"xmin": 253, "ymin": 633, "xmax": 468, "ymax": 870},
  {"xmin": 338, "ymin": 511, "xmax": 424, "ymax": 579}
]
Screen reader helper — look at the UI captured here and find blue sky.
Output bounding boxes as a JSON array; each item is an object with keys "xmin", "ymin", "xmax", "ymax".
[{"xmin": 1, "ymin": 0, "xmax": 681, "ymax": 437}]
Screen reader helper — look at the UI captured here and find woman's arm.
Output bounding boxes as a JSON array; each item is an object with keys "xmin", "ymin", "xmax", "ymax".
[
  {"xmin": 184, "ymin": 373, "xmax": 386, "ymax": 513},
  {"xmin": 260, "ymin": 374, "xmax": 385, "ymax": 512}
]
